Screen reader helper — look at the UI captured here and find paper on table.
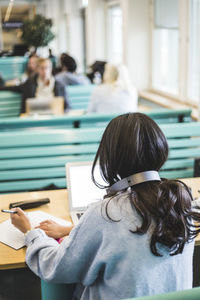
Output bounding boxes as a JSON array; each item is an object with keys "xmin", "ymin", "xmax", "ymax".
[{"xmin": 0, "ymin": 210, "xmax": 72, "ymax": 250}]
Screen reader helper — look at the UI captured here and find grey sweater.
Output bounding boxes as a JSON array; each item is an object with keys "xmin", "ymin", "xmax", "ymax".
[{"xmin": 25, "ymin": 192, "xmax": 194, "ymax": 300}]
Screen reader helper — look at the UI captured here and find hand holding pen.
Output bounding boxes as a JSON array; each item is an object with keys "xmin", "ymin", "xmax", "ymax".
[
  {"xmin": 2, "ymin": 207, "xmax": 32, "ymax": 234},
  {"xmin": 1, "ymin": 209, "xmax": 17, "ymax": 214}
]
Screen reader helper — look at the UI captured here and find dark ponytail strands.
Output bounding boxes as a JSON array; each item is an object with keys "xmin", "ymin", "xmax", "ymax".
[
  {"xmin": 92, "ymin": 113, "xmax": 200, "ymax": 256},
  {"xmin": 130, "ymin": 179, "xmax": 200, "ymax": 256}
]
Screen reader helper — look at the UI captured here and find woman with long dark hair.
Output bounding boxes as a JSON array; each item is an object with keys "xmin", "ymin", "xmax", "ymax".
[{"xmin": 11, "ymin": 113, "xmax": 200, "ymax": 299}]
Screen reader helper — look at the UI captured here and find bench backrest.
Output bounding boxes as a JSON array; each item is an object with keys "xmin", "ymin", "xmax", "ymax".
[
  {"xmin": 0, "ymin": 122, "xmax": 199, "ymax": 193},
  {"xmin": 0, "ymin": 108, "xmax": 192, "ymax": 131},
  {"xmin": 0, "ymin": 91, "xmax": 21, "ymax": 118},
  {"xmin": 160, "ymin": 122, "xmax": 200, "ymax": 178},
  {"xmin": 66, "ymin": 84, "xmax": 96, "ymax": 110},
  {"xmin": 0, "ymin": 127, "xmax": 104, "ymax": 193},
  {"xmin": 0, "ymin": 56, "xmax": 27, "ymax": 80}
]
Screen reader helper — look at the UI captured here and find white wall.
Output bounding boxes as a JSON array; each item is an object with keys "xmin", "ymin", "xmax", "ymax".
[
  {"xmin": 85, "ymin": 0, "xmax": 150, "ymax": 89},
  {"xmin": 38, "ymin": 0, "xmax": 150, "ymax": 85}
]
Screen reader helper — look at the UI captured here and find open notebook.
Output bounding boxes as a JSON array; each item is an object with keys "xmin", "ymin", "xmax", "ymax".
[{"xmin": 0, "ymin": 211, "xmax": 72, "ymax": 250}]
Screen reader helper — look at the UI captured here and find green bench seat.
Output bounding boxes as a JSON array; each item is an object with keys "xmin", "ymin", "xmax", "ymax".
[
  {"xmin": 0, "ymin": 121, "xmax": 199, "ymax": 194},
  {"xmin": 0, "ymin": 108, "xmax": 192, "ymax": 131}
]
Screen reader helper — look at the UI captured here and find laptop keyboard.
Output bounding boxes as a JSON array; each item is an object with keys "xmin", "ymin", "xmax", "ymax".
[{"xmin": 77, "ymin": 212, "xmax": 84, "ymax": 219}]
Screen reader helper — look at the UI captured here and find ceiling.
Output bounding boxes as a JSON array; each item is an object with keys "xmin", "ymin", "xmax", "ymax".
[{"xmin": 0, "ymin": 1, "xmax": 38, "ymax": 22}]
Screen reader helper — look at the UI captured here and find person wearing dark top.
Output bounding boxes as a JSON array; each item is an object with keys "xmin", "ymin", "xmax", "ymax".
[
  {"xmin": 0, "ymin": 74, "xmax": 4, "ymax": 87},
  {"xmin": 0, "ymin": 58, "xmax": 69, "ymax": 113},
  {"xmin": 21, "ymin": 58, "xmax": 69, "ymax": 113}
]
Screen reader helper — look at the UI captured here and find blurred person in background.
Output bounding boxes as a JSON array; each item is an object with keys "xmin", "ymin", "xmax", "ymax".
[
  {"xmin": 21, "ymin": 58, "xmax": 69, "ymax": 113},
  {"xmin": 87, "ymin": 63, "xmax": 138, "ymax": 113},
  {"xmin": 1, "ymin": 54, "xmax": 38, "ymax": 87},
  {"xmin": 0, "ymin": 73, "xmax": 4, "ymax": 87},
  {"xmin": 55, "ymin": 53, "xmax": 89, "ymax": 86},
  {"xmin": 20, "ymin": 54, "xmax": 38, "ymax": 83},
  {"xmin": 86, "ymin": 60, "xmax": 107, "ymax": 84}
]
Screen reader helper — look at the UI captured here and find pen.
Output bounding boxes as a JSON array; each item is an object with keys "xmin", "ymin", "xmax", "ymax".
[{"xmin": 1, "ymin": 209, "xmax": 17, "ymax": 214}]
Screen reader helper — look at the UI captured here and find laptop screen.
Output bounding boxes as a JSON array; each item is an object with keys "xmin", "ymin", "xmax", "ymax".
[
  {"xmin": 26, "ymin": 97, "xmax": 64, "ymax": 115},
  {"xmin": 66, "ymin": 162, "xmax": 106, "ymax": 210}
]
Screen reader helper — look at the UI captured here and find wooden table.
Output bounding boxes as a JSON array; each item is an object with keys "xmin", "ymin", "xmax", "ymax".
[
  {"xmin": 0, "ymin": 189, "xmax": 70, "ymax": 270},
  {"xmin": 0, "ymin": 177, "xmax": 200, "ymax": 270}
]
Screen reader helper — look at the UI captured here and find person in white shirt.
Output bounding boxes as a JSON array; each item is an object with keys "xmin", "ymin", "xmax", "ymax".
[{"xmin": 87, "ymin": 63, "xmax": 138, "ymax": 113}]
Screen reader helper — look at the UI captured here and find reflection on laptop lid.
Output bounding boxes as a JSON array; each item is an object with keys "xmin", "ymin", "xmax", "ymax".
[{"xmin": 66, "ymin": 161, "xmax": 106, "ymax": 225}]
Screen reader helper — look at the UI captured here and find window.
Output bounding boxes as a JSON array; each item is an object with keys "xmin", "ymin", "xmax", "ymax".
[
  {"xmin": 107, "ymin": 4, "xmax": 123, "ymax": 64},
  {"xmin": 152, "ymin": 0, "xmax": 179, "ymax": 95},
  {"xmin": 188, "ymin": 0, "xmax": 200, "ymax": 102}
]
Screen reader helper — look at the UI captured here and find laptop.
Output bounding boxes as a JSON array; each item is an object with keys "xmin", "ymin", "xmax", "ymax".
[
  {"xmin": 26, "ymin": 96, "xmax": 64, "ymax": 115},
  {"xmin": 66, "ymin": 161, "xmax": 106, "ymax": 225}
]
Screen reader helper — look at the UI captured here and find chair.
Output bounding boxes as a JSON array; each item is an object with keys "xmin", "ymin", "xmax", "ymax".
[{"xmin": 41, "ymin": 280, "xmax": 76, "ymax": 300}]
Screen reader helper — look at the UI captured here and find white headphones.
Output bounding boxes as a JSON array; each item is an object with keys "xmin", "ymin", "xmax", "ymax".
[{"xmin": 106, "ymin": 170, "xmax": 161, "ymax": 194}]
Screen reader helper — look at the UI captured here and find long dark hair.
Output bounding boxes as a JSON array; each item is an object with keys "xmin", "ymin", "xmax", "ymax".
[{"xmin": 92, "ymin": 113, "xmax": 200, "ymax": 256}]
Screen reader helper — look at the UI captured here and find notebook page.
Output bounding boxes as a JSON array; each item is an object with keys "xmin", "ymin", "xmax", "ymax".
[{"xmin": 0, "ymin": 210, "xmax": 71, "ymax": 250}]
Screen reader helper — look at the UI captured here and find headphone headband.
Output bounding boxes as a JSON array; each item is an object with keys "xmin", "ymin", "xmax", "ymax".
[{"xmin": 106, "ymin": 171, "xmax": 160, "ymax": 194}]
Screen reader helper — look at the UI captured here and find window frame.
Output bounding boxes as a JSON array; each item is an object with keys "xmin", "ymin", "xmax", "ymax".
[
  {"xmin": 105, "ymin": 0, "xmax": 123, "ymax": 65},
  {"xmin": 150, "ymin": 0, "xmax": 198, "ymax": 107}
]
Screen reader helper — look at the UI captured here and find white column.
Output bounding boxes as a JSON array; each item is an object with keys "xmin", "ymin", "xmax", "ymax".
[
  {"xmin": 120, "ymin": 0, "xmax": 129, "ymax": 65},
  {"xmin": 178, "ymin": 0, "xmax": 189, "ymax": 102},
  {"xmin": 85, "ymin": 0, "xmax": 106, "ymax": 65},
  {"xmin": 122, "ymin": 0, "xmax": 150, "ymax": 90}
]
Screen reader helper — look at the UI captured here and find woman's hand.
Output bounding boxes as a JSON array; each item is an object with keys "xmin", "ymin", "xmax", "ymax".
[
  {"xmin": 36, "ymin": 220, "xmax": 74, "ymax": 239},
  {"xmin": 11, "ymin": 207, "xmax": 31, "ymax": 233}
]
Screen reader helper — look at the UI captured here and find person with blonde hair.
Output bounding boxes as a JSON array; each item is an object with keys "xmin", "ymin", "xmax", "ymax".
[
  {"xmin": 87, "ymin": 63, "xmax": 138, "ymax": 113},
  {"xmin": 21, "ymin": 58, "xmax": 69, "ymax": 113}
]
